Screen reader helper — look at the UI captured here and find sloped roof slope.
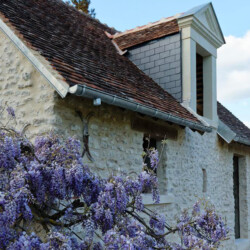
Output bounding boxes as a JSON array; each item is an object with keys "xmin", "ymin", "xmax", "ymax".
[
  {"xmin": 218, "ymin": 102, "xmax": 250, "ymax": 144},
  {"xmin": 0, "ymin": 0, "xmax": 204, "ymax": 126},
  {"xmin": 113, "ymin": 18, "xmax": 179, "ymax": 50}
]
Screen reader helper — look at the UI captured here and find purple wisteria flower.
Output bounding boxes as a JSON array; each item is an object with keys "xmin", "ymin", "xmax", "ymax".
[
  {"xmin": 149, "ymin": 148, "xmax": 159, "ymax": 170},
  {"xmin": 0, "ymin": 114, "xmax": 228, "ymax": 249}
]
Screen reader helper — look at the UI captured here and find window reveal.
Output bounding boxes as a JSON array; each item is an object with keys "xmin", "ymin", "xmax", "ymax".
[
  {"xmin": 143, "ymin": 136, "xmax": 157, "ymax": 174},
  {"xmin": 233, "ymin": 156, "xmax": 240, "ymax": 239},
  {"xmin": 202, "ymin": 168, "xmax": 207, "ymax": 193},
  {"xmin": 142, "ymin": 136, "xmax": 157, "ymax": 193},
  {"xmin": 196, "ymin": 53, "xmax": 204, "ymax": 116}
]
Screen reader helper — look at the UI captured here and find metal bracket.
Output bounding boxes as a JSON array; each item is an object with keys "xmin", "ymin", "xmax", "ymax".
[{"xmin": 76, "ymin": 111, "xmax": 95, "ymax": 162}]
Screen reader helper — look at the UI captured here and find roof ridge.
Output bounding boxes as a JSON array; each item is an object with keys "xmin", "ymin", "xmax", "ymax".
[{"xmin": 113, "ymin": 13, "xmax": 182, "ymax": 39}]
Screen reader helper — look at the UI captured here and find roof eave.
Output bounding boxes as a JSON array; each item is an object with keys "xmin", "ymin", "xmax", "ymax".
[
  {"xmin": 69, "ymin": 84, "xmax": 212, "ymax": 133},
  {"xmin": 217, "ymin": 119, "xmax": 250, "ymax": 147},
  {"xmin": 234, "ymin": 136, "xmax": 250, "ymax": 147}
]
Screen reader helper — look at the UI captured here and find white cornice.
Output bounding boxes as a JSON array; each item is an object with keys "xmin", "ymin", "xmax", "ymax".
[{"xmin": 178, "ymin": 16, "xmax": 224, "ymax": 49}]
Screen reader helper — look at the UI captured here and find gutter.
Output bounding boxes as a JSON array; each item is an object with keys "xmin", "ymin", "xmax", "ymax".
[
  {"xmin": 69, "ymin": 84, "xmax": 212, "ymax": 133},
  {"xmin": 234, "ymin": 136, "xmax": 250, "ymax": 147}
]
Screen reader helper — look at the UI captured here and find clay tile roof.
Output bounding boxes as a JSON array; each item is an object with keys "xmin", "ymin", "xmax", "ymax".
[
  {"xmin": 113, "ymin": 16, "xmax": 180, "ymax": 50},
  {"xmin": 0, "ymin": 0, "xmax": 204, "ymax": 127},
  {"xmin": 218, "ymin": 102, "xmax": 250, "ymax": 144}
]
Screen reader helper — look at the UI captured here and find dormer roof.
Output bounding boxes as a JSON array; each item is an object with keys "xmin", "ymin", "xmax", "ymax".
[
  {"xmin": 113, "ymin": 3, "xmax": 225, "ymax": 50},
  {"xmin": 112, "ymin": 17, "xmax": 180, "ymax": 50}
]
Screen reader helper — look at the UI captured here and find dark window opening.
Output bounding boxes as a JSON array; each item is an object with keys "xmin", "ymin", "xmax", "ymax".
[
  {"xmin": 143, "ymin": 136, "xmax": 157, "ymax": 173},
  {"xmin": 196, "ymin": 53, "xmax": 204, "ymax": 116},
  {"xmin": 202, "ymin": 169, "xmax": 207, "ymax": 193},
  {"xmin": 233, "ymin": 156, "xmax": 240, "ymax": 239},
  {"xmin": 143, "ymin": 136, "xmax": 157, "ymax": 193}
]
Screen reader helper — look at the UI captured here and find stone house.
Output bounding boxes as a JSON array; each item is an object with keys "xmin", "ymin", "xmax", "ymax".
[{"xmin": 0, "ymin": 0, "xmax": 250, "ymax": 249}]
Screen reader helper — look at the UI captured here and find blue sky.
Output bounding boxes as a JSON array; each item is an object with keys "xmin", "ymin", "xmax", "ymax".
[
  {"xmin": 90, "ymin": 0, "xmax": 250, "ymax": 127},
  {"xmin": 92, "ymin": 0, "xmax": 249, "ymax": 37}
]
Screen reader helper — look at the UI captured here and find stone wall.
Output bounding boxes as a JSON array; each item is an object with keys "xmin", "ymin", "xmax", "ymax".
[
  {"xmin": 1, "ymin": 28, "xmax": 250, "ymax": 249},
  {"xmin": 153, "ymin": 130, "xmax": 250, "ymax": 249},
  {"xmin": 52, "ymin": 95, "xmax": 144, "ymax": 176},
  {"xmin": 229, "ymin": 143, "xmax": 250, "ymax": 242},
  {"xmin": 0, "ymin": 30, "xmax": 58, "ymax": 138},
  {"xmin": 161, "ymin": 129, "xmax": 235, "ymax": 248},
  {"xmin": 127, "ymin": 33, "xmax": 182, "ymax": 101},
  {"xmin": 52, "ymin": 92, "xmax": 250, "ymax": 249}
]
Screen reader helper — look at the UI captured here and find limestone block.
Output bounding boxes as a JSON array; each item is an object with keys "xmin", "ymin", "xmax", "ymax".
[{"xmin": 18, "ymin": 80, "xmax": 33, "ymax": 89}]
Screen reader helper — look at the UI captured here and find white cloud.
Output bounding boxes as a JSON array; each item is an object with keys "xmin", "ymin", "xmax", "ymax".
[{"xmin": 217, "ymin": 31, "xmax": 250, "ymax": 102}]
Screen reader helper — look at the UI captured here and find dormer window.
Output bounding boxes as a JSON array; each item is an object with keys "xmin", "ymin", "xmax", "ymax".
[
  {"xmin": 177, "ymin": 3, "xmax": 225, "ymax": 126},
  {"xmin": 123, "ymin": 3, "xmax": 225, "ymax": 127},
  {"xmin": 196, "ymin": 53, "xmax": 204, "ymax": 116}
]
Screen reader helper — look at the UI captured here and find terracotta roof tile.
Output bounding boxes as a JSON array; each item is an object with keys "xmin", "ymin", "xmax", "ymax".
[
  {"xmin": 113, "ymin": 19, "xmax": 180, "ymax": 50},
  {"xmin": 0, "ymin": 0, "xmax": 203, "ymax": 126},
  {"xmin": 218, "ymin": 102, "xmax": 250, "ymax": 143}
]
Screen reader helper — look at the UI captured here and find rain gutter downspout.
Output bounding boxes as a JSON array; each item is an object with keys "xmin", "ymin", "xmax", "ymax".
[{"xmin": 69, "ymin": 84, "xmax": 212, "ymax": 133}]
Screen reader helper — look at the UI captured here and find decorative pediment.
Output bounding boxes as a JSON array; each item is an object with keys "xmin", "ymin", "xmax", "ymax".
[
  {"xmin": 196, "ymin": 9, "xmax": 216, "ymax": 32},
  {"xmin": 194, "ymin": 4, "xmax": 225, "ymax": 45},
  {"xmin": 178, "ymin": 3, "xmax": 225, "ymax": 48}
]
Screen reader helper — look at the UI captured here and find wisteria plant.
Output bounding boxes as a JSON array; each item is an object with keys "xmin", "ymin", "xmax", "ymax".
[{"xmin": 0, "ymin": 106, "xmax": 228, "ymax": 249}]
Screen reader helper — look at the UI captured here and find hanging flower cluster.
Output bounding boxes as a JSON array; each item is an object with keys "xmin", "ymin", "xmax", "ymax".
[{"xmin": 0, "ymin": 108, "xmax": 228, "ymax": 249}]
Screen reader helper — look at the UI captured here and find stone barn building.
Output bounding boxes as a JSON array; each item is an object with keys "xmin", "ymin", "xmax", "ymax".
[{"xmin": 0, "ymin": 0, "xmax": 250, "ymax": 249}]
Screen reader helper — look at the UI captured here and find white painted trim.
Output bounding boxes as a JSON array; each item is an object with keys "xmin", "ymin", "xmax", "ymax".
[
  {"xmin": 178, "ymin": 4, "xmax": 224, "ymax": 126},
  {"xmin": 178, "ymin": 3, "xmax": 225, "ymax": 49},
  {"xmin": 191, "ymin": 27, "xmax": 217, "ymax": 57},
  {"xmin": 0, "ymin": 18, "xmax": 69, "ymax": 98},
  {"xmin": 181, "ymin": 102, "xmax": 218, "ymax": 129},
  {"xmin": 192, "ymin": 16, "xmax": 224, "ymax": 48},
  {"xmin": 142, "ymin": 193, "xmax": 175, "ymax": 206},
  {"xmin": 180, "ymin": 24, "xmax": 217, "ymax": 57},
  {"xmin": 111, "ymin": 40, "xmax": 127, "ymax": 55},
  {"xmin": 203, "ymin": 55, "xmax": 217, "ymax": 121},
  {"xmin": 181, "ymin": 37, "xmax": 197, "ymax": 111}
]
